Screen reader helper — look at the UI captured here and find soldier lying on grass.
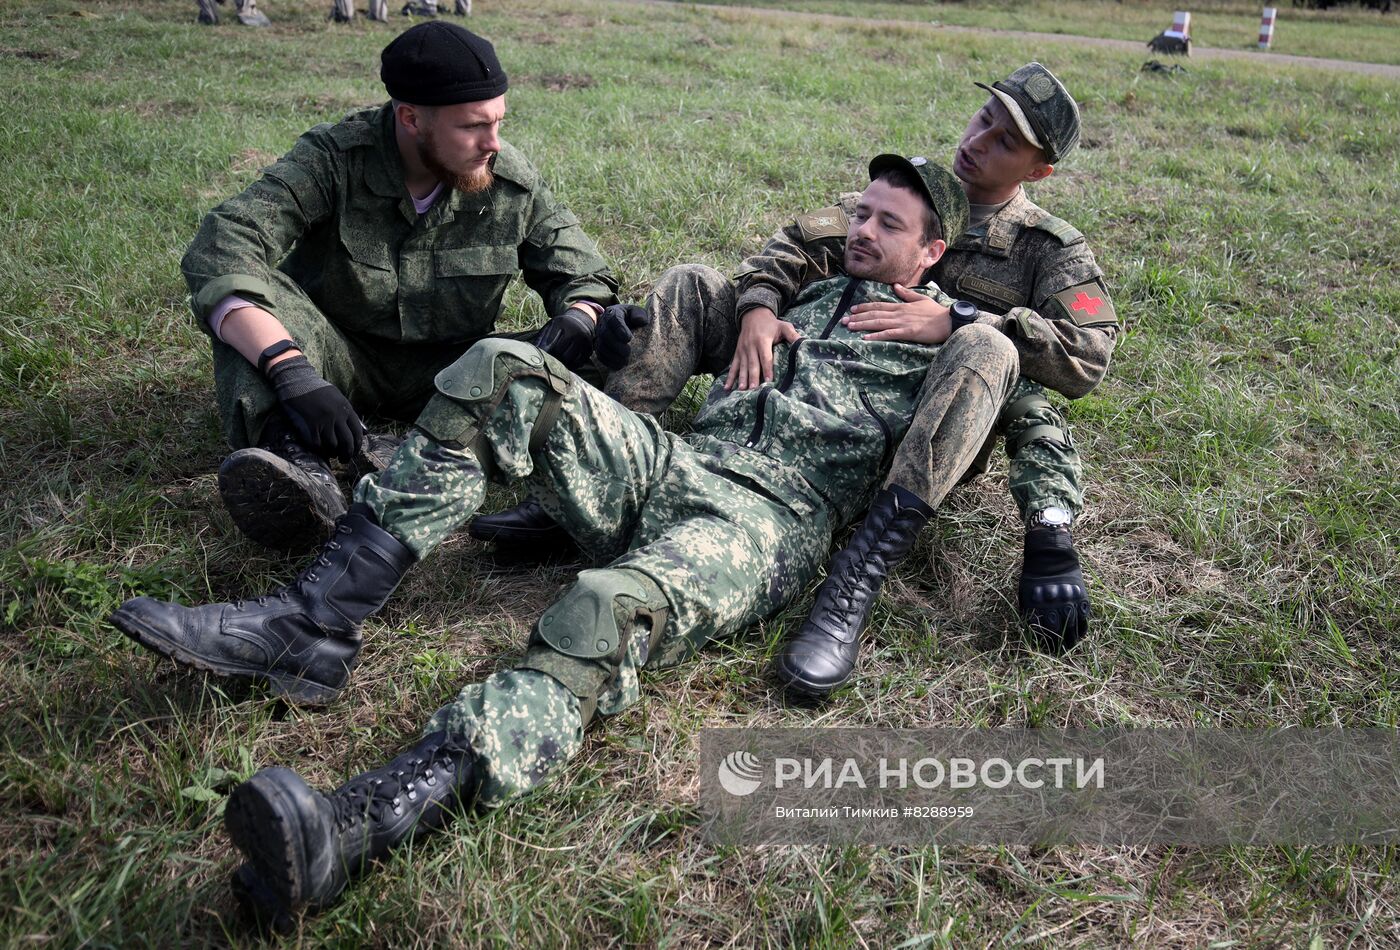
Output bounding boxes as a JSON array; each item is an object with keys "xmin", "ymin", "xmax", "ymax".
[
  {"xmin": 110, "ymin": 155, "xmax": 1033, "ymax": 926},
  {"xmin": 482, "ymin": 64, "xmax": 1120, "ymax": 695}
]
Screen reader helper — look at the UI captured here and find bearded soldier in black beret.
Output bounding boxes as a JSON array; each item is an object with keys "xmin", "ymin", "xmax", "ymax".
[{"xmin": 181, "ymin": 23, "xmax": 646, "ymax": 551}]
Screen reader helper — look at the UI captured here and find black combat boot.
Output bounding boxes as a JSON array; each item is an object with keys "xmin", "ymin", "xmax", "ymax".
[
  {"xmin": 772, "ymin": 485, "xmax": 933, "ymax": 699},
  {"xmin": 346, "ymin": 431, "xmax": 405, "ymax": 485},
  {"xmin": 111, "ymin": 504, "xmax": 415, "ymax": 705},
  {"xmin": 225, "ymin": 731, "xmax": 479, "ymax": 928},
  {"xmin": 1018, "ymin": 525, "xmax": 1090, "ymax": 653},
  {"xmin": 219, "ymin": 415, "xmax": 349, "ymax": 551},
  {"xmin": 468, "ymin": 498, "xmax": 578, "ymax": 560}
]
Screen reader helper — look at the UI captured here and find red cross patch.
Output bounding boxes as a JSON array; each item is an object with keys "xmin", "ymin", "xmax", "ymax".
[
  {"xmin": 1052, "ymin": 282, "xmax": 1117, "ymax": 327},
  {"xmin": 1070, "ymin": 291, "xmax": 1104, "ymax": 316}
]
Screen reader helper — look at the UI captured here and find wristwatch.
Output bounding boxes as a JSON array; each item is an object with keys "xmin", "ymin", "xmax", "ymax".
[
  {"xmin": 949, "ymin": 299, "xmax": 978, "ymax": 334},
  {"xmin": 1028, "ymin": 506, "xmax": 1073, "ymax": 530}
]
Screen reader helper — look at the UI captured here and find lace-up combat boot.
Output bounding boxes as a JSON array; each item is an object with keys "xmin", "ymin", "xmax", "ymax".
[
  {"xmin": 226, "ymin": 731, "xmax": 479, "ymax": 927},
  {"xmin": 772, "ymin": 485, "xmax": 933, "ymax": 699},
  {"xmin": 111, "ymin": 504, "xmax": 414, "ymax": 704},
  {"xmin": 219, "ymin": 415, "xmax": 349, "ymax": 551}
]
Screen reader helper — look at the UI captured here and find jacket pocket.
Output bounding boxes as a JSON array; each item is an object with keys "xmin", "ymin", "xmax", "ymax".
[{"xmin": 434, "ymin": 244, "xmax": 518, "ymax": 278}]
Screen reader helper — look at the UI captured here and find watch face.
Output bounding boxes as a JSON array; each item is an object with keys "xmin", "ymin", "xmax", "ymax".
[{"xmin": 1033, "ymin": 506, "xmax": 1072, "ymax": 527}]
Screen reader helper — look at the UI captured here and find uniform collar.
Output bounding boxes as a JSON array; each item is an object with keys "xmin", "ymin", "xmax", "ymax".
[
  {"xmin": 950, "ymin": 187, "xmax": 1038, "ymax": 258},
  {"xmin": 366, "ymin": 103, "xmax": 410, "ymax": 202}
]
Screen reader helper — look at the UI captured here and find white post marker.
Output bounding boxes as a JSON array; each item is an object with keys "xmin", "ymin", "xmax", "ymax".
[
  {"xmin": 1259, "ymin": 7, "xmax": 1277, "ymax": 50},
  {"xmin": 1165, "ymin": 10, "xmax": 1191, "ymax": 42}
]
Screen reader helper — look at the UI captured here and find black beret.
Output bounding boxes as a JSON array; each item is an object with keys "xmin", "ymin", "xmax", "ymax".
[{"xmin": 380, "ymin": 22, "xmax": 509, "ymax": 106}]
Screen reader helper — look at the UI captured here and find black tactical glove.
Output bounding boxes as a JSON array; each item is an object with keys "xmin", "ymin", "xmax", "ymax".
[
  {"xmin": 266, "ymin": 355, "xmax": 364, "ymax": 463},
  {"xmin": 595, "ymin": 303, "xmax": 651, "ymax": 371},
  {"xmin": 533, "ymin": 307, "xmax": 596, "ymax": 370},
  {"xmin": 1018, "ymin": 526, "xmax": 1090, "ymax": 653}
]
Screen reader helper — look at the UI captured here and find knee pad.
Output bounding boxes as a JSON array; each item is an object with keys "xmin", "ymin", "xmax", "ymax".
[
  {"xmin": 518, "ymin": 569, "xmax": 670, "ymax": 725},
  {"xmin": 414, "ymin": 338, "xmax": 573, "ymax": 450}
]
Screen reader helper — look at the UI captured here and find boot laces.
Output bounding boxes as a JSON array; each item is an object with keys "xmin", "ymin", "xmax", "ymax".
[
  {"xmin": 274, "ymin": 429, "xmax": 334, "ymax": 482},
  {"xmin": 330, "ymin": 743, "xmax": 463, "ymax": 832},
  {"xmin": 815, "ymin": 506, "xmax": 917, "ymax": 628},
  {"xmin": 230, "ymin": 525, "xmax": 351, "ymax": 609}
]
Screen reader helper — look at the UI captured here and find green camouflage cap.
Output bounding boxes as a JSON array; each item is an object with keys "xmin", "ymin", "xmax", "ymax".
[
  {"xmin": 868, "ymin": 154, "xmax": 969, "ymax": 243},
  {"xmin": 975, "ymin": 62, "xmax": 1081, "ymax": 164}
]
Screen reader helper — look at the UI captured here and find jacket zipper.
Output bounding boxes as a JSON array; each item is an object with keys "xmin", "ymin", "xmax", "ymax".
[
  {"xmin": 745, "ymin": 278, "xmax": 863, "ymax": 448},
  {"xmin": 859, "ymin": 391, "xmax": 895, "ymax": 471}
]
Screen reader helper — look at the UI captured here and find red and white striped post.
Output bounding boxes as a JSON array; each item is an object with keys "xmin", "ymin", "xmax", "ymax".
[
  {"xmin": 1259, "ymin": 8, "xmax": 1277, "ymax": 49},
  {"xmin": 1166, "ymin": 10, "xmax": 1192, "ymax": 42}
]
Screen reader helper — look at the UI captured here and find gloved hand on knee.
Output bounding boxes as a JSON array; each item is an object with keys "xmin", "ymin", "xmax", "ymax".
[
  {"xmin": 534, "ymin": 307, "xmax": 597, "ymax": 370},
  {"xmin": 266, "ymin": 355, "xmax": 365, "ymax": 462},
  {"xmin": 1018, "ymin": 525, "xmax": 1090, "ymax": 653},
  {"xmin": 595, "ymin": 304, "xmax": 651, "ymax": 370}
]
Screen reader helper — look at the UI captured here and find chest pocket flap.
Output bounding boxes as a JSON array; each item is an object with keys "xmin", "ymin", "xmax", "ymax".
[
  {"xmin": 435, "ymin": 244, "xmax": 519, "ymax": 277},
  {"xmin": 338, "ymin": 222, "xmax": 395, "ymax": 271}
]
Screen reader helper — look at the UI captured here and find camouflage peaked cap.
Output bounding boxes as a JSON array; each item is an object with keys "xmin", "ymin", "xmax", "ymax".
[
  {"xmin": 975, "ymin": 62, "xmax": 1081, "ymax": 164},
  {"xmin": 868, "ymin": 154, "xmax": 969, "ymax": 243}
]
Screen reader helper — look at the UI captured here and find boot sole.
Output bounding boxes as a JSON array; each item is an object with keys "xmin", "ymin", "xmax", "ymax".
[
  {"xmin": 111, "ymin": 605, "xmax": 348, "ymax": 707},
  {"xmin": 230, "ymin": 864, "xmax": 296, "ymax": 935},
  {"xmin": 219, "ymin": 451, "xmax": 346, "ymax": 552},
  {"xmin": 225, "ymin": 769, "xmax": 326, "ymax": 914}
]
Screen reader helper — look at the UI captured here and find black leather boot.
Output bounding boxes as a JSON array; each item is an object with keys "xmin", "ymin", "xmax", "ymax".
[
  {"xmin": 225, "ymin": 731, "xmax": 479, "ymax": 926},
  {"xmin": 111, "ymin": 504, "xmax": 415, "ymax": 705},
  {"xmin": 1018, "ymin": 526, "xmax": 1090, "ymax": 653},
  {"xmin": 219, "ymin": 415, "xmax": 348, "ymax": 551},
  {"xmin": 772, "ymin": 485, "xmax": 933, "ymax": 699},
  {"xmin": 468, "ymin": 498, "xmax": 578, "ymax": 559}
]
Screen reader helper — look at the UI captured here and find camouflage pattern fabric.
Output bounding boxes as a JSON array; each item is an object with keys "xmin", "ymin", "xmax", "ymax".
[
  {"xmin": 732, "ymin": 187, "xmax": 1119, "ymax": 518},
  {"xmin": 183, "ymin": 104, "xmax": 617, "ymax": 445},
  {"xmin": 351, "ymin": 269, "xmax": 1013, "ymax": 806},
  {"xmin": 604, "ymin": 263, "xmax": 742, "ymax": 417},
  {"xmin": 210, "ymin": 266, "xmax": 545, "ymax": 447}
]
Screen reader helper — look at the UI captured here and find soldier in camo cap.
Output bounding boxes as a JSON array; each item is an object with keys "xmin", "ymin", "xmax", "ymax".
[
  {"xmin": 769, "ymin": 63, "xmax": 1116, "ymax": 697},
  {"xmin": 110, "ymin": 158, "xmax": 1016, "ymax": 927},
  {"xmin": 582, "ymin": 63, "xmax": 1116, "ymax": 696}
]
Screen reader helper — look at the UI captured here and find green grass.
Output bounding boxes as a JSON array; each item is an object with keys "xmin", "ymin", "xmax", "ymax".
[
  {"xmin": 2, "ymin": 0, "xmax": 1399, "ymax": 945},
  {"xmin": 684, "ymin": 0, "xmax": 1400, "ymax": 66}
]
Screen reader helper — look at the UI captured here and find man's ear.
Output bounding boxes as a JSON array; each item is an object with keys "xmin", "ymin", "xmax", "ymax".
[
  {"xmin": 395, "ymin": 102, "xmax": 425, "ymax": 137},
  {"xmin": 1023, "ymin": 162, "xmax": 1054, "ymax": 185},
  {"xmin": 923, "ymin": 237, "xmax": 948, "ymax": 271}
]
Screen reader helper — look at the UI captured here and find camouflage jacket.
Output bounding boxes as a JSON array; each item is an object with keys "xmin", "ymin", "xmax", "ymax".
[
  {"xmin": 733, "ymin": 188, "xmax": 1117, "ymax": 399},
  {"xmin": 689, "ymin": 273, "xmax": 954, "ymax": 526},
  {"xmin": 181, "ymin": 104, "xmax": 617, "ymax": 344}
]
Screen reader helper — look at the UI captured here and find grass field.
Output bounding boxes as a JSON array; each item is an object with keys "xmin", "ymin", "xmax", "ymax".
[
  {"xmin": 3, "ymin": 0, "xmax": 1399, "ymax": 945},
  {"xmin": 686, "ymin": 0, "xmax": 1400, "ymax": 67}
]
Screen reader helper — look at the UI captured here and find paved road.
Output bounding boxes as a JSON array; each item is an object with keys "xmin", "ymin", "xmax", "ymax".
[{"xmin": 637, "ymin": 0, "xmax": 1400, "ymax": 80}]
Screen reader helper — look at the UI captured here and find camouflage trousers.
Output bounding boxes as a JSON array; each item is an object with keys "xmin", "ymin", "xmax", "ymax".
[
  {"xmin": 210, "ymin": 268, "xmax": 568, "ymax": 449},
  {"xmin": 609, "ymin": 263, "xmax": 1083, "ymax": 519},
  {"xmin": 353, "ymin": 340, "xmax": 832, "ymax": 807}
]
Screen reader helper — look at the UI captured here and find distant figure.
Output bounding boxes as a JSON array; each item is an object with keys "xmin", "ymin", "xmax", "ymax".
[
  {"xmin": 1146, "ymin": 31, "xmax": 1190, "ymax": 55},
  {"xmin": 399, "ymin": 0, "xmax": 472, "ymax": 16},
  {"xmin": 197, "ymin": 0, "xmax": 270, "ymax": 26}
]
